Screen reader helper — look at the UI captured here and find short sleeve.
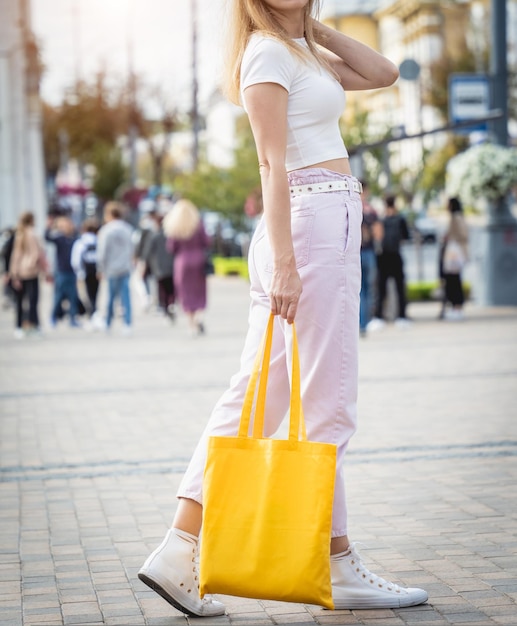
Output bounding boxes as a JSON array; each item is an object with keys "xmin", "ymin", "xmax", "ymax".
[{"xmin": 240, "ymin": 35, "xmax": 295, "ymax": 97}]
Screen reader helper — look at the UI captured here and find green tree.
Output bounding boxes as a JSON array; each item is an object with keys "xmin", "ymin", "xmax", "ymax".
[
  {"xmin": 59, "ymin": 73, "xmax": 124, "ymax": 163},
  {"xmin": 42, "ymin": 72, "xmax": 189, "ymax": 192},
  {"xmin": 173, "ymin": 115, "xmax": 260, "ymax": 227},
  {"xmin": 41, "ymin": 72, "xmax": 125, "ymax": 186},
  {"xmin": 41, "ymin": 102, "xmax": 62, "ymax": 179},
  {"xmin": 341, "ymin": 107, "xmax": 395, "ymax": 195},
  {"xmin": 91, "ymin": 144, "xmax": 127, "ymax": 201},
  {"xmin": 419, "ymin": 136, "xmax": 468, "ymax": 202}
]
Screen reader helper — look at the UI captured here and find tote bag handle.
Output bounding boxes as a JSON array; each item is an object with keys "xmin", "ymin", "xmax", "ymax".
[{"xmin": 238, "ymin": 314, "xmax": 307, "ymax": 442}]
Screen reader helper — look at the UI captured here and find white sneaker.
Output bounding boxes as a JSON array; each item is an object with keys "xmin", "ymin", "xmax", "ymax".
[
  {"xmin": 91, "ymin": 312, "xmax": 106, "ymax": 331},
  {"xmin": 138, "ymin": 529, "xmax": 225, "ymax": 617},
  {"xmin": 331, "ymin": 544, "xmax": 428, "ymax": 609},
  {"xmin": 121, "ymin": 324, "xmax": 132, "ymax": 336},
  {"xmin": 13, "ymin": 328, "xmax": 25, "ymax": 340},
  {"xmin": 26, "ymin": 327, "xmax": 44, "ymax": 339},
  {"xmin": 395, "ymin": 317, "xmax": 411, "ymax": 329},
  {"xmin": 366, "ymin": 318, "xmax": 386, "ymax": 332},
  {"xmin": 445, "ymin": 309, "xmax": 464, "ymax": 321}
]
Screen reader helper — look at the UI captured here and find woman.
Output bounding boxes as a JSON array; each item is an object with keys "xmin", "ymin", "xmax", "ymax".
[
  {"xmin": 9, "ymin": 212, "xmax": 47, "ymax": 338},
  {"xmin": 142, "ymin": 211, "xmax": 176, "ymax": 320},
  {"xmin": 439, "ymin": 197, "xmax": 469, "ymax": 320},
  {"xmin": 164, "ymin": 200, "xmax": 210, "ymax": 336},
  {"xmin": 139, "ymin": 0, "xmax": 428, "ymax": 616}
]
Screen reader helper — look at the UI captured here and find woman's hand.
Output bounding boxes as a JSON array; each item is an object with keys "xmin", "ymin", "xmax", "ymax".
[
  {"xmin": 311, "ymin": 19, "xmax": 399, "ymax": 90},
  {"xmin": 12, "ymin": 277, "xmax": 22, "ymax": 291},
  {"xmin": 269, "ymin": 263, "xmax": 302, "ymax": 324}
]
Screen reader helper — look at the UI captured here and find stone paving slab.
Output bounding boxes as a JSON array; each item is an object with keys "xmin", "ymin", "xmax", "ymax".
[{"xmin": 0, "ymin": 276, "xmax": 516, "ymax": 625}]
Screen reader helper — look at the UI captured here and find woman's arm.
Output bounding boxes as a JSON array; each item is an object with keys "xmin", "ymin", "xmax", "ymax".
[
  {"xmin": 9, "ymin": 236, "xmax": 21, "ymax": 281},
  {"xmin": 312, "ymin": 20, "xmax": 399, "ymax": 90},
  {"xmin": 243, "ymin": 82, "xmax": 302, "ymax": 324}
]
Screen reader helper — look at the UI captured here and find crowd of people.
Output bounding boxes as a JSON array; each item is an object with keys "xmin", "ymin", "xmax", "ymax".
[
  {"xmin": 358, "ymin": 187, "xmax": 470, "ymax": 336},
  {"xmin": 0, "ymin": 192, "xmax": 471, "ymax": 341},
  {"xmin": 0, "ymin": 191, "xmax": 470, "ymax": 342},
  {"xmin": 1, "ymin": 198, "xmax": 212, "ymax": 339}
]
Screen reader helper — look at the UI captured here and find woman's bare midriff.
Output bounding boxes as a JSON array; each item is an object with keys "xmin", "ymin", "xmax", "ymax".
[{"xmin": 293, "ymin": 157, "xmax": 353, "ymax": 177}]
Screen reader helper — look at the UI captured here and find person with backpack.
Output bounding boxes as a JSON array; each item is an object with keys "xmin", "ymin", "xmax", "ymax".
[
  {"xmin": 141, "ymin": 210, "xmax": 176, "ymax": 320},
  {"xmin": 370, "ymin": 195, "xmax": 411, "ymax": 329},
  {"xmin": 45, "ymin": 215, "xmax": 81, "ymax": 328},
  {"xmin": 1, "ymin": 227, "xmax": 17, "ymax": 310},
  {"xmin": 71, "ymin": 218, "xmax": 102, "ymax": 329}
]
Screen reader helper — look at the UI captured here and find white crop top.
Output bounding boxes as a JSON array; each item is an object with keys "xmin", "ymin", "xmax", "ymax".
[{"xmin": 240, "ymin": 34, "xmax": 349, "ymax": 172}]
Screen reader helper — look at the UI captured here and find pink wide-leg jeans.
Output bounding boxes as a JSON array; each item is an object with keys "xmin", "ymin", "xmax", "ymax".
[{"xmin": 177, "ymin": 168, "xmax": 362, "ymax": 538}]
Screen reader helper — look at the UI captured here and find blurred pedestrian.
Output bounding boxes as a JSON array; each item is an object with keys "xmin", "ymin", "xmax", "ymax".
[
  {"xmin": 164, "ymin": 199, "xmax": 210, "ymax": 336},
  {"xmin": 1, "ymin": 227, "xmax": 17, "ymax": 310},
  {"xmin": 359, "ymin": 182, "xmax": 382, "ymax": 336},
  {"xmin": 9, "ymin": 212, "xmax": 48, "ymax": 338},
  {"xmin": 142, "ymin": 211, "xmax": 176, "ymax": 320},
  {"xmin": 45, "ymin": 215, "xmax": 81, "ymax": 328},
  {"xmin": 97, "ymin": 201, "xmax": 135, "ymax": 334},
  {"xmin": 439, "ymin": 197, "xmax": 469, "ymax": 321},
  {"xmin": 370, "ymin": 195, "xmax": 411, "ymax": 329},
  {"xmin": 71, "ymin": 218, "xmax": 103, "ymax": 329},
  {"xmin": 134, "ymin": 206, "xmax": 157, "ymax": 312}
]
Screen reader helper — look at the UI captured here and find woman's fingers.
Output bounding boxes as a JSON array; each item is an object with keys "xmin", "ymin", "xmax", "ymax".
[
  {"xmin": 270, "ymin": 296, "xmax": 298, "ymax": 324},
  {"xmin": 269, "ymin": 270, "xmax": 302, "ymax": 323}
]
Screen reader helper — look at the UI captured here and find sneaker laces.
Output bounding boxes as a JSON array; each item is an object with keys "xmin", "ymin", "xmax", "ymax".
[{"xmin": 348, "ymin": 543, "xmax": 404, "ymax": 594}]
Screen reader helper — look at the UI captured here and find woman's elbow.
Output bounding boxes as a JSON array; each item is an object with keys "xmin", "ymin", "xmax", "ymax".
[{"xmin": 380, "ymin": 62, "xmax": 399, "ymax": 88}]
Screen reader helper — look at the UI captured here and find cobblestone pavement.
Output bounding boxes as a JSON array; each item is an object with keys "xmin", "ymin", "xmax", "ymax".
[{"xmin": 1, "ymin": 277, "xmax": 516, "ymax": 626}]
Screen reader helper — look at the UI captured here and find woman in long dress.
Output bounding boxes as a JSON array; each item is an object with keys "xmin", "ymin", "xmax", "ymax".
[{"xmin": 164, "ymin": 199, "xmax": 210, "ymax": 335}]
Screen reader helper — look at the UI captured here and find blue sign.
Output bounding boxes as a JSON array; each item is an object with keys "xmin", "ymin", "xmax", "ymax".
[{"xmin": 449, "ymin": 74, "xmax": 490, "ymax": 133}]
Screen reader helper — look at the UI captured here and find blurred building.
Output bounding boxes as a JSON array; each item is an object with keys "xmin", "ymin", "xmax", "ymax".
[
  {"xmin": 321, "ymin": 0, "xmax": 515, "ymax": 180},
  {"xmin": 323, "ymin": 0, "xmax": 470, "ymax": 172},
  {"xmin": 0, "ymin": 0, "xmax": 46, "ymax": 232}
]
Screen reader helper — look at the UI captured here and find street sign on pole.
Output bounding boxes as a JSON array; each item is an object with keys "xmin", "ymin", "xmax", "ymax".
[{"xmin": 449, "ymin": 74, "xmax": 490, "ymax": 133}]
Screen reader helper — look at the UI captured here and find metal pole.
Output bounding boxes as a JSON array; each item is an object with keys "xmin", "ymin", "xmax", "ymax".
[
  {"xmin": 127, "ymin": 0, "xmax": 138, "ymax": 187},
  {"xmin": 72, "ymin": 0, "xmax": 82, "ymax": 85},
  {"xmin": 477, "ymin": 0, "xmax": 517, "ymax": 306},
  {"xmin": 489, "ymin": 0, "xmax": 508, "ymax": 145},
  {"xmin": 20, "ymin": 0, "xmax": 47, "ymax": 230},
  {"xmin": 191, "ymin": 0, "xmax": 200, "ymax": 170}
]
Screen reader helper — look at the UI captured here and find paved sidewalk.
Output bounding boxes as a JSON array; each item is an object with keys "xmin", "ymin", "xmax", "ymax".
[{"xmin": 1, "ymin": 277, "xmax": 516, "ymax": 626}]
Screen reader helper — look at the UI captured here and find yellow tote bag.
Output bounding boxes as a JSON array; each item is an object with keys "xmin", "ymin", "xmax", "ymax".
[{"xmin": 200, "ymin": 314, "xmax": 336, "ymax": 609}]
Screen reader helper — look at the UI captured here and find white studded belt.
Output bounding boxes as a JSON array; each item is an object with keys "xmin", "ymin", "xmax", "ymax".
[{"xmin": 289, "ymin": 179, "xmax": 362, "ymax": 196}]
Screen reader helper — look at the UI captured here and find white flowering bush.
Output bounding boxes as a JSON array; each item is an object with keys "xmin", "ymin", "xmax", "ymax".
[{"xmin": 446, "ymin": 143, "xmax": 517, "ymax": 207}]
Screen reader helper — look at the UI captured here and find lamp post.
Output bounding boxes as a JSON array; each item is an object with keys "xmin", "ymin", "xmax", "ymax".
[
  {"xmin": 191, "ymin": 0, "xmax": 200, "ymax": 170},
  {"xmin": 72, "ymin": 0, "xmax": 82, "ymax": 84},
  {"xmin": 20, "ymin": 0, "xmax": 47, "ymax": 230},
  {"xmin": 127, "ymin": 0, "xmax": 138, "ymax": 187},
  {"xmin": 476, "ymin": 0, "xmax": 517, "ymax": 306},
  {"xmin": 489, "ymin": 0, "xmax": 509, "ymax": 146}
]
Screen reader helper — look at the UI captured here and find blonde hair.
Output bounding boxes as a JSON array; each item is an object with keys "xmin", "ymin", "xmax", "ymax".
[
  {"xmin": 163, "ymin": 199, "xmax": 201, "ymax": 241},
  {"xmin": 223, "ymin": 0, "xmax": 329, "ymax": 105}
]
